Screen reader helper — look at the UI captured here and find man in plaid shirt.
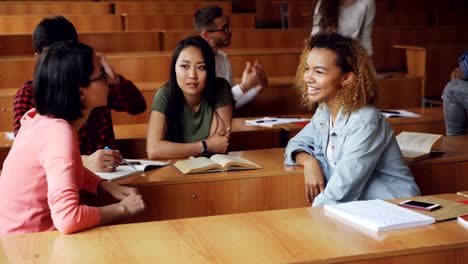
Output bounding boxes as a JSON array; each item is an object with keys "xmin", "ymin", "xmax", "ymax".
[{"xmin": 13, "ymin": 16, "xmax": 147, "ymax": 172}]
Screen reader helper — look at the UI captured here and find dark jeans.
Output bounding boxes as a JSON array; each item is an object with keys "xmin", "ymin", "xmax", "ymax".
[{"xmin": 443, "ymin": 79, "xmax": 468, "ymax": 135}]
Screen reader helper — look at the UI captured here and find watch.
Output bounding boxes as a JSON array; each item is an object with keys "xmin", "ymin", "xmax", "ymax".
[{"xmin": 201, "ymin": 140, "xmax": 209, "ymax": 157}]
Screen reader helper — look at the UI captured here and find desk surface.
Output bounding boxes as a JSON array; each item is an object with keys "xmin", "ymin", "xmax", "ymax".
[
  {"xmin": 116, "ymin": 148, "xmax": 301, "ymax": 187},
  {"xmin": 1, "ymin": 193, "xmax": 467, "ymax": 264}
]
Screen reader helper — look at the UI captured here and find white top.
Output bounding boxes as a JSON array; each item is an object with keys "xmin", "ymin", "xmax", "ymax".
[
  {"xmin": 215, "ymin": 50, "xmax": 258, "ymax": 109},
  {"xmin": 311, "ymin": 0, "xmax": 375, "ymax": 55},
  {"xmin": 326, "ymin": 116, "xmax": 336, "ymax": 168}
]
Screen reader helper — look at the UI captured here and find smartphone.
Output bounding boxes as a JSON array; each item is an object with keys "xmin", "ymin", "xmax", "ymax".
[{"xmin": 398, "ymin": 200, "xmax": 441, "ymax": 211}]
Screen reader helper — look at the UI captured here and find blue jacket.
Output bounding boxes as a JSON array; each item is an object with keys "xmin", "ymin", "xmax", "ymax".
[{"xmin": 285, "ymin": 104, "xmax": 421, "ymax": 206}]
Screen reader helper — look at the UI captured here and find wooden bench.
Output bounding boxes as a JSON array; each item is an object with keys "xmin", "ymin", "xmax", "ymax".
[
  {"xmin": 394, "ymin": 43, "xmax": 467, "ymax": 98},
  {"xmin": 161, "ymin": 28, "xmax": 307, "ymax": 51},
  {"xmin": 114, "ymin": 1, "xmax": 232, "ymax": 15},
  {"xmin": 0, "ymin": 15, "xmax": 124, "ymax": 34},
  {"xmin": 0, "ymin": 1, "xmax": 112, "ymax": 15},
  {"xmin": 373, "ymin": 26, "xmax": 468, "ymax": 72},
  {"xmin": 0, "ymin": 49, "xmax": 302, "ymax": 87},
  {"xmin": 124, "ymin": 13, "xmax": 255, "ymax": 31}
]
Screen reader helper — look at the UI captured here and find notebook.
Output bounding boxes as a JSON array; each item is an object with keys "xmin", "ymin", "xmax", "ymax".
[
  {"xmin": 245, "ymin": 117, "xmax": 310, "ymax": 128},
  {"xmin": 324, "ymin": 199, "xmax": 435, "ymax": 232},
  {"xmin": 95, "ymin": 159, "xmax": 171, "ymax": 181}
]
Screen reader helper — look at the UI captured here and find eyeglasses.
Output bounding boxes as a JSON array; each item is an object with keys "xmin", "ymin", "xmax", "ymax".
[
  {"xmin": 206, "ymin": 23, "xmax": 231, "ymax": 34},
  {"xmin": 89, "ymin": 68, "xmax": 107, "ymax": 83}
]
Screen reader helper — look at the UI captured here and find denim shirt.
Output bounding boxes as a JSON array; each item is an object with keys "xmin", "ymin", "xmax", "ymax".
[{"xmin": 284, "ymin": 104, "xmax": 421, "ymax": 207}]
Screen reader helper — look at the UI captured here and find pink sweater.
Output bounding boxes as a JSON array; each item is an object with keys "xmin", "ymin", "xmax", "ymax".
[{"xmin": 0, "ymin": 109, "xmax": 102, "ymax": 235}]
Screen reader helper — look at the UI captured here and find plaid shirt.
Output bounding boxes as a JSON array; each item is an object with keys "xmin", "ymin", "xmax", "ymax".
[{"xmin": 13, "ymin": 76, "xmax": 146, "ymax": 155}]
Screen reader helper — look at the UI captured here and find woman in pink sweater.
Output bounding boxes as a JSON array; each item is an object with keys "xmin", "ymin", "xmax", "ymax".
[{"xmin": 0, "ymin": 42, "xmax": 145, "ymax": 235}]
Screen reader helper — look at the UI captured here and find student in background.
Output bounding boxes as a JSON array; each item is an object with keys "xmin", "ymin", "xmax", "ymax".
[
  {"xmin": 311, "ymin": 0, "xmax": 375, "ymax": 58},
  {"xmin": 13, "ymin": 16, "xmax": 147, "ymax": 172},
  {"xmin": 442, "ymin": 51, "xmax": 468, "ymax": 135},
  {"xmin": 147, "ymin": 36, "xmax": 234, "ymax": 159},
  {"xmin": 284, "ymin": 33, "xmax": 420, "ymax": 207},
  {"xmin": 0, "ymin": 42, "xmax": 145, "ymax": 235},
  {"xmin": 194, "ymin": 6, "xmax": 268, "ymax": 109}
]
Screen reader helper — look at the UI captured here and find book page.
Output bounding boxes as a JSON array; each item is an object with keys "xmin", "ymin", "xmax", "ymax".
[
  {"xmin": 95, "ymin": 167, "xmax": 142, "ymax": 182},
  {"xmin": 173, "ymin": 157, "xmax": 221, "ymax": 174},
  {"xmin": 396, "ymin": 132, "xmax": 442, "ymax": 154},
  {"xmin": 381, "ymin": 110, "xmax": 421, "ymax": 118},
  {"xmin": 245, "ymin": 117, "xmax": 310, "ymax": 128},
  {"xmin": 210, "ymin": 154, "xmax": 261, "ymax": 170}
]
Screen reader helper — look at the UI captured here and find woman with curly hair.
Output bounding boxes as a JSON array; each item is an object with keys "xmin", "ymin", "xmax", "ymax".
[
  {"xmin": 311, "ymin": 0, "xmax": 375, "ymax": 57},
  {"xmin": 285, "ymin": 33, "xmax": 420, "ymax": 207}
]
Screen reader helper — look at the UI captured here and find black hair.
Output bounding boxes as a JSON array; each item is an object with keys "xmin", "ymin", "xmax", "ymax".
[
  {"xmin": 165, "ymin": 36, "xmax": 217, "ymax": 142},
  {"xmin": 194, "ymin": 5, "xmax": 224, "ymax": 32},
  {"xmin": 33, "ymin": 41, "xmax": 95, "ymax": 122},
  {"xmin": 32, "ymin": 16, "xmax": 78, "ymax": 54}
]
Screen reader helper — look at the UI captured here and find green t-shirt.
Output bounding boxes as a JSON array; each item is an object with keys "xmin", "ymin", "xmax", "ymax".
[{"xmin": 151, "ymin": 77, "xmax": 234, "ymax": 143}]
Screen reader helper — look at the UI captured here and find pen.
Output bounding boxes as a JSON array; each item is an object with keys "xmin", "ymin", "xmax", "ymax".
[
  {"xmin": 104, "ymin": 146, "xmax": 137, "ymax": 170},
  {"xmin": 381, "ymin": 110, "xmax": 400, "ymax": 114},
  {"xmin": 256, "ymin": 119, "xmax": 277, "ymax": 123}
]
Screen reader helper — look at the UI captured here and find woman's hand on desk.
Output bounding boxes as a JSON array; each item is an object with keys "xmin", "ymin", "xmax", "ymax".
[
  {"xmin": 119, "ymin": 194, "xmax": 145, "ymax": 217},
  {"xmin": 296, "ymin": 153, "xmax": 325, "ymax": 203},
  {"xmin": 206, "ymin": 129, "xmax": 230, "ymax": 154},
  {"xmin": 82, "ymin": 149, "xmax": 123, "ymax": 172}
]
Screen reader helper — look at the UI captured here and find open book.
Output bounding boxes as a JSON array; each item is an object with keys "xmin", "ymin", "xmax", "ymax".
[
  {"xmin": 95, "ymin": 159, "xmax": 171, "ymax": 181},
  {"xmin": 381, "ymin": 109, "xmax": 421, "ymax": 118},
  {"xmin": 396, "ymin": 132, "xmax": 443, "ymax": 162},
  {"xmin": 245, "ymin": 117, "xmax": 310, "ymax": 128},
  {"xmin": 173, "ymin": 154, "xmax": 261, "ymax": 174},
  {"xmin": 324, "ymin": 199, "xmax": 435, "ymax": 232}
]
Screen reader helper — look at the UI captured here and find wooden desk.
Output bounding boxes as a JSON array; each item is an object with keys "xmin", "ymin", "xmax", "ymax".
[
  {"xmin": 410, "ymin": 135, "xmax": 468, "ymax": 195},
  {"xmin": 1, "ymin": 193, "xmax": 467, "ymax": 264},
  {"xmin": 113, "ymin": 118, "xmax": 284, "ymax": 158},
  {"xmin": 284, "ymin": 107, "xmax": 445, "ymax": 140},
  {"xmin": 114, "ymin": 148, "xmax": 307, "ymax": 222}
]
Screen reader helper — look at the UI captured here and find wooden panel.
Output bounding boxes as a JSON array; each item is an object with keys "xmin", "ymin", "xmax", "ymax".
[
  {"xmin": 0, "ymin": 15, "xmax": 123, "ymax": 34},
  {"xmin": 375, "ymin": 74, "xmax": 423, "ymax": 109},
  {"xmin": 228, "ymin": 49, "xmax": 301, "ymax": 77},
  {"xmin": 0, "ymin": 1, "xmax": 111, "ymax": 15},
  {"xmin": 125, "ymin": 13, "xmax": 254, "ymax": 31},
  {"xmin": 162, "ymin": 29, "xmax": 307, "ymax": 51},
  {"xmin": 0, "ymin": 31, "xmax": 162, "ymax": 56},
  {"xmin": 374, "ymin": 12, "xmax": 430, "ymax": 27},
  {"xmin": 120, "ymin": 183, "xmax": 207, "ymax": 223},
  {"xmin": 79, "ymin": 31, "xmax": 162, "ymax": 53},
  {"xmin": 0, "ymin": 58, "xmax": 34, "ymax": 89},
  {"xmin": 0, "ymin": 97, "xmax": 14, "ymax": 132},
  {"xmin": 0, "ymin": 34, "xmax": 34, "ymax": 56},
  {"xmin": 114, "ymin": 1, "xmax": 232, "ymax": 15}
]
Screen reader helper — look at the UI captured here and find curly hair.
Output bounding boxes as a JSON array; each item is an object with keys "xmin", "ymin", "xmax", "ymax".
[{"xmin": 295, "ymin": 33, "xmax": 377, "ymax": 112}]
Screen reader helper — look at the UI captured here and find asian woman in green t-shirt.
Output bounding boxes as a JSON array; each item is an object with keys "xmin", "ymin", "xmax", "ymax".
[{"xmin": 147, "ymin": 36, "xmax": 234, "ymax": 159}]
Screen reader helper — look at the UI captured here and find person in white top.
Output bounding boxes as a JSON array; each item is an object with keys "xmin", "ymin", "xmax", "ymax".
[
  {"xmin": 311, "ymin": 0, "xmax": 375, "ymax": 57},
  {"xmin": 194, "ymin": 6, "xmax": 268, "ymax": 109}
]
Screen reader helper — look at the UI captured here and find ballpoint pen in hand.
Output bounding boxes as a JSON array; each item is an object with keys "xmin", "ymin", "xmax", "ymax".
[{"xmin": 104, "ymin": 146, "xmax": 137, "ymax": 170}]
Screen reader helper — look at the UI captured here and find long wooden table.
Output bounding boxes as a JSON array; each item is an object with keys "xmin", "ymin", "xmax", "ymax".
[
  {"xmin": 284, "ymin": 107, "xmax": 445, "ymax": 141},
  {"xmin": 110, "ymin": 137, "xmax": 468, "ymax": 223},
  {"xmin": 1, "ymin": 193, "xmax": 467, "ymax": 264}
]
